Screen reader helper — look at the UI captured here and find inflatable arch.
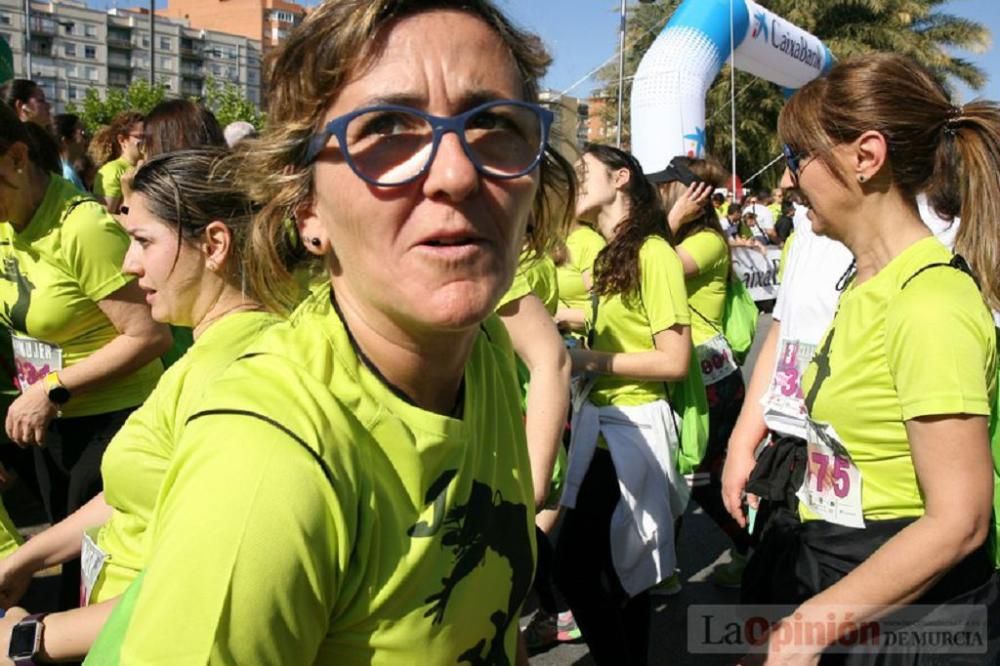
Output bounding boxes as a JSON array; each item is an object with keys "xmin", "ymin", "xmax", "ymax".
[{"xmin": 631, "ymin": 0, "xmax": 834, "ymax": 175}]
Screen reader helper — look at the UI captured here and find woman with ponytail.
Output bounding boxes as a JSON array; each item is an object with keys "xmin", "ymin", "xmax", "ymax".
[
  {"xmin": 90, "ymin": 112, "xmax": 144, "ymax": 214},
  {"xmin": 747, "ymin": 53, "xmax": 1000, "ymax": 663},
  {"xmin": 555, "ymin": 144, "xmax": 694, "ymax": 666}
]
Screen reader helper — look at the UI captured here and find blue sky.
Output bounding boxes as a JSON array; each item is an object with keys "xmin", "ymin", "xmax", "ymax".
[{"xmin": 89, "ymin": 0, "xmax": 999, "ymax": 102}]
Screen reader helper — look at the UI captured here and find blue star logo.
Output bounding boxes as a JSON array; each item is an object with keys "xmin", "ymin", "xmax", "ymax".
[
  {"xmin": 753, "ymin": 11, "xmax": 768, "ymax": 41},
  {"xmin": 684, "ymin": 127, "xmax": 706, "ymax": 157}
]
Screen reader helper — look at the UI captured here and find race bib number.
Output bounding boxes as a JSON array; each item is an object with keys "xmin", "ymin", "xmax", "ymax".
[
  {"xmin": 796, "ymin": 420, "xmax": 865, "ymax": 528},
  {"xmin": 695, "ymin": 334, "xmax": 738, "ymax": 386},
  {"xmin": 80, "ymin": 527, "xmax": 108, "ymax": 607},
  {"xmin": 10, "ymin": 334, "xmax": 63, "ymax": 393},
  {"xmin": 764, "ymin": 339, "xmax": 816, "ymax": 417}
]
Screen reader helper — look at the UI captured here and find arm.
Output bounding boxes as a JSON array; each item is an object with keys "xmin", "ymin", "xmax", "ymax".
[
  {"xmin": 721, "ymin": 319, "xmax": 782, "ymax": 527},
  {"xmin": 0, "ymin": 598, "xmax": 119, "ymax": 663},
  {"xmin": 497, "ymin": 294, "xmax": 571, "ymax": 510},
  {"xmin": 100, "ymin": 196, "xmax": 123, "ymax": 216},
  {"xmin": 674, "ymin": 246, "xmax": 701, "ymax": 279},
  {"xmin": 570, "ymin": 324, "xmax": 692, "ymax": 383},
  {"xmin": 769, "ymin": 415, "xmax": 993, "ymax": 661},
  {"xmin": 554, "ymin": 307, "xmax": 586, "ymax": 333},
  {"xmin": 5, "ymin": 281, "xmax": 171, "ymax": 446},
  {"xmin": 0, "ymin": 494, "xmax": 112, "ymax": 608}
]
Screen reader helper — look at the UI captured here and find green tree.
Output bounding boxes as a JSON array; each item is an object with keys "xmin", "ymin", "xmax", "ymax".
[
  {"xmin": 67, "ymin": 79, "xmax": 168, "ymax": 133},
  {"xmin": 202, "ymin": 76, "xmax": 265, "ymax": 130},
  {"xmin": 595, "ymin": 0, "xmax": 991, "ymax": 188}
]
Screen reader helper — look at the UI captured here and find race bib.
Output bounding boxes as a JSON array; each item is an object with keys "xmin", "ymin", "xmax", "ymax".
[
  {"xmin": 695, "ymin": 334, "xmax": 738, "ymax": 386},
  {"xmin": 762, "ymin": 339, "xmax": 816, "ymax": 422},
  {"xmin": 796, "ymin": 419, "xmax": 865, "ymax": 528},
  {"xmin": 80, "ymin": 527, "xmax": 108, "ymax": 606},
  {"xmin": 10, "ymin": 333, "xmax": 63, "ymax": 393}
]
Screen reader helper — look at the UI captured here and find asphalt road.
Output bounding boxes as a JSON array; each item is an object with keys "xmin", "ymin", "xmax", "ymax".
[{"xmin": 527, "ymin": 313, "xmax": 774, "ymax": 666}]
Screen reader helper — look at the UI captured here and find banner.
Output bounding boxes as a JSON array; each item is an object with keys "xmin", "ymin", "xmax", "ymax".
[{"xmin": 732, "ymin": 246, "xmax": 783, "ymax": 302}]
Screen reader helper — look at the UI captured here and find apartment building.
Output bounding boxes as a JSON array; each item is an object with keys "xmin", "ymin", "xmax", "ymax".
[
  {"xmin": 0, "ymin": 0, "xmax": 262, "ymax": 114},
  {"xmin": 161, "ymin": 0, "xmax": 306, "ymax": 52},
  {"xmin": 539, "ymin": 89, "xmax": 589, "ymax": 161}
]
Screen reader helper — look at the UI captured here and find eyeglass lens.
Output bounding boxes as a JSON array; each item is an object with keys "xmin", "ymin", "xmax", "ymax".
[{"xmin": 341, "ymin": 103, "xmax": 543, "ymax": 186}]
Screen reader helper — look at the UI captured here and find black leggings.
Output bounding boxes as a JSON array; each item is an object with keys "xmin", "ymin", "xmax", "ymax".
[
  {"xmin": 555, "ymin": 449, "xmax": 650, "ymax": 666},
  {"xmin": 37, "ymin": 407, "xmax": 134, "ymax": 610},
  {"xmin": 690, "ymin": 370, "xmax": 752, "ymax": 553}
]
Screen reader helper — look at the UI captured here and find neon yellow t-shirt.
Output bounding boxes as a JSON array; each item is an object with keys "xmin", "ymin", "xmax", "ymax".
[
  {"xmin": 679, "ymin": 230, "xmax": 729, "ymax": 346},
  {"xmin": 589, "ymin": 236, "xmax": 690, "ymax": 407},
  {"xmin": 802, "ymin": 237, "xmax": 997, "ymax": 521},
  {"xmin": 497, "ymin": 252, "xmax": 559, "ymax": 316},
  {"xmin": 106, "ymin": 287, "xmax": 535, "ymax": 665},
  {"xmin": 91, "ymin": 311, "xmax": 279, "ymax": 603},
  {"xmin": 93, "ymin": 157, "xmax": 130, "ymax": 200},
  {"xmin": 557, "ymin": 226, "xmax": 606, "ymax": 313},
  {"xmin": 0, "ymin": 176, "xmax": 162, "ymax": 417}
]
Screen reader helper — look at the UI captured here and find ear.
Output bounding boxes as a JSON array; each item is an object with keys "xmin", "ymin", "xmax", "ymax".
[
  {"xmin": 854, "ymin": 130, "xmax": 888, "ymax": 184},
  {"xmin": 200, "ymin": 221, "xmax": 233, "ymax": 272},
  {"xmin": 293, "ymin": 197, "xmax": 331, "ymax": 256},
  {"xmin": 7, "ymin": 142, "xmax": 29, "ymax": 172},
  {"xmin": 612, "ymin": 167, "xmax": 631, "ymax": 191}
]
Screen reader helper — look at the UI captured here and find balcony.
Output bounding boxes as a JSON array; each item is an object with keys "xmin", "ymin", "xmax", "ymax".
[
  {"xmin": 30, "ymin": 16, "xmax": 59, "ymax": 36},
  {"xmin": 108, "ymin": 74, "xmax": 131, "ymax": 89},
  {"xmin": 180, "ymin": 83, "xmax": 203, "ymax": 97},
  {"xmin": 107, "ymin": 36, "xmax": 132, "ymax": 50},
  {"xmin": 180, "ymin": 66, "xmax": 204, "ymax": 79},
  {"xmin": 108, "ymin": 54, "xmax": 131, "ymax": 69},
  {"xmin": 28, "ymin": 39, "xmax": 53, "ymax": 57}
]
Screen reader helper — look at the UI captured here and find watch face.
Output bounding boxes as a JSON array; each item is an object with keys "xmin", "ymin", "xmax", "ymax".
[
  {"xmin": 8, "ymin": 621, "xmax": 39, "ymax": 658},
  {"xmin": 48, "ymin": 386, "xmax": 71, "ymax": 405}
]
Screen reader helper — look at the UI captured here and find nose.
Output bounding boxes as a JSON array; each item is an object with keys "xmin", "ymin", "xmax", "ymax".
[
  {"xmin": 122, "ymin": 242, "xmax": 142, "ymax": 277},
  {"xmin": 779, "ymin": 167, "xmax": 794, "ymax": 189},
  {"xmin": 421, "ymin": 131, "xmax": 478, "ymax": 202}
]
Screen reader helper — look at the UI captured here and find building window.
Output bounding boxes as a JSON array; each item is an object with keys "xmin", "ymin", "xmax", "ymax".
[
  {"xmin": 67, "ymin": 64, "xmax": 78, "ymax": 77},
  {"xmin": 247, "ymin": 69, "xmax": 257, "ymax": 84},
  {"xmin": 159, "ymin": 56, "xmax": 173, "ymax": 70},
  {"xmin": 84, "ymin": 45, "xmax": 96, "ymax": 59},
  {"xmin": 141, "ymin": 35, "xmax": 149, "ymax": 48},
  {"xmin": 85, "ymin": 24, "xmax": 97, "ymax": 38},
  {"xmin": 64, "ymin": 42, "xmax": 76, "ymax": 57},
  {"xmin": 63, "ymin": 23, "xmax": 74, "ymax": 35},
  {"xmin": 0, "ymin": 33, "xmax": 10, "ymax": 45},
  {"xmin": 159, "ymin": 36, "xmax": 171, "ymax": 50},
  {"xmin": 85, "ymin": 66, "xmax": 98, "ymax": 81},
  {"xmin": 68, "ymin": 85, "xmax": 78, "ymax": 100},
  {"xmin": 0, "ymin": 13, "xmax": 12, "ymax": 25},
  {"xmin": 271, "ymin": 10, "xmax": 296, "ymax": 23}
]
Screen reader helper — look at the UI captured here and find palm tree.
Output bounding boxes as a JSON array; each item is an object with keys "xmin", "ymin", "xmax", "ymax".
[{"xmin": 594, "ymin": 0, "xmax": 991, "ymax": 188}]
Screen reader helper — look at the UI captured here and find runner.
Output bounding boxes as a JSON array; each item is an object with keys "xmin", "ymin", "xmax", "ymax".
[
  {"xmin": 88, "ymin": 1, "xmax": 575, "ymax": 662},
  {"xmin": 0, "ymin": 148, "xmax": 277, "ymax": 662},
  {"xmin": 90, "ymin": 112, "xmax": 143, "ymax": 214}
]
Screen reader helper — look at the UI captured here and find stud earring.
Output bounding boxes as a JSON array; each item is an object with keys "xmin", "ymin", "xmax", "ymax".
[
  {"xmin": 309, "ymin": 237, "xmax": 321, "ymax": 248},
  {"xmin": 857, "ymin": 174, "xmax": 866, "ymax": 183}
]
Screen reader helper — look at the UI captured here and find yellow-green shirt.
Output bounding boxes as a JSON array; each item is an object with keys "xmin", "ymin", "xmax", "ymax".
[
  {"xmin": 802, "ymin": 237, "xmax": 997, "ymax": 521},
  {"xmin": 93, "ymin": 157, "xmax": 130, "ymax": 200},
  {"xmin": 557, "ymin": 226, "xmax": 606, "ymax": 315},
  {"xmin": 679, "ymin": 230, "xmax": 729, "ymax": 346},
  {"xmin": 103, "ymin": 287, "xmax": 535, "ymax": 665},
  {"xmin": 92, "ymin": 311, "xmax": 279, "ymax": 602},
  {"xmin": 0, "ymin": 176, "xmax": 161, "ymax": 417},
  {"xmin": 498, "ymin": 252, "xmax": 559, "ymax": 316},
  {"xmin": 589, "ymin": 236, "xmax": 690, "ymax": 407}
]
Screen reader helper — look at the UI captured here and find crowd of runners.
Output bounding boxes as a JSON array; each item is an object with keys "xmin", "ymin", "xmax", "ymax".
[{"xmin": 0, "ymin": 0, "xmax": 998, "ymax": 664}]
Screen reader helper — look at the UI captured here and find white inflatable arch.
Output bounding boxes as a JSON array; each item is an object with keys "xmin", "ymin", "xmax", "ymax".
[{"xmin": 631, "ymin": 0, "xmax": 834, "ymax": 174}]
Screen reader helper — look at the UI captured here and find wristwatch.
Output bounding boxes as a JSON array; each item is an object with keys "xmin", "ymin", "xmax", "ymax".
[
  {"xmin": 43, "ymin": 372, "xmax": 71, "ymax": 407},
  {"xmin": 8, "ymin": 613, "xmax": 47, "ymax": 665}
]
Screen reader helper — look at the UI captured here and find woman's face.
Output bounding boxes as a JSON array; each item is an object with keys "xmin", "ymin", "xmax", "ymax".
[
  {"xmin": 793, "ymin": 146, "xmax": 854, "ymax": 238},
  {"xmin": 0, "ymin": 143, "xmax": 30, "ymax": 225},
  {"xmin": 574, "ymin": 153, "xmax": 617, "ymax": 222},
  {"xmin": 119, "ymin": 123, "xmax": 144, "ymax": 165},
  {"xmin": 121, "ymin": 193, "xmax": 209, "ymax": 327},
  {"xmin": 303, "ymin": 9, "xmax": 539, "ymax": 334},
  {"xmin": 19, "ymin": 88, "xmax": 50, "ymax": 127}
]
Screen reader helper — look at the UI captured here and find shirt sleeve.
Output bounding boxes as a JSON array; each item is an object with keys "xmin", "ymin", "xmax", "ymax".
[
  {"xmin": 94, "ymin": 162, "xmax": 124, "ymax": 199},
  {"xmin": 496, "ymin": 266, "xmax": 533, "ymax": 311},
  {"xmin": 886, "ymin": 271, "xmax": 995, "ymax": 420},
  {"xmin": 639, "ymin": 239, "xmax": 690, "ymax": 335},
  {"xmin": 575, "ymin": 232, "xmax": 606, "ymax": 274},
  {"xmin": 120, "ymin": 413, "xmax": 351, "ymax": 665},
  {"xmin": 679, "ymin": 230, "xmax": 727, "ymax": 276},
  {"xmin": 60, "ymin": 202, "xmax": 133, "ymax": 302}
]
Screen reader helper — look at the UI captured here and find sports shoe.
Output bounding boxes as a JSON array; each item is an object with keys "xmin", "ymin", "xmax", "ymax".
[
  {"xmin": 650, "ymin": 571, "xmax": 682, "ymax": 596},
  {"xmin": 522, "ymin": 611, "xmax": 558, "ymax": 650},
  {"xmin": 710, "ymin": 549, "xmax": 748, "ymax": 588},
  {"xmin": 556, "ymin": 610, "xmax": 582, "ymax": 641}
]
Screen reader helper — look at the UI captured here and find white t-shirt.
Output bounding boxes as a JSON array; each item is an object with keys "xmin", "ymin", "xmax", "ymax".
[
  {"xmin": 762, "ymin": 202, "xmax": 962, "ymax": 438},
  {"xmin": 744, "ymin": 203, "xmax": 776, "ymax": 231}
]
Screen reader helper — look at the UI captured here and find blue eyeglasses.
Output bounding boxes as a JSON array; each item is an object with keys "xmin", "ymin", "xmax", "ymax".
[
  {"xmin": 782, "ymin": 143, "xmax": 808, "ymax": 185},
  {"xmin": 301, "ymin": 99, "xmax": 554, "ymax": 187}
]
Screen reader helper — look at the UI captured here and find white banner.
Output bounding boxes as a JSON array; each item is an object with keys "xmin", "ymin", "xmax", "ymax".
[{"xmin": 732, "ymin": 246, "xmax": 783, "ymax": 302}]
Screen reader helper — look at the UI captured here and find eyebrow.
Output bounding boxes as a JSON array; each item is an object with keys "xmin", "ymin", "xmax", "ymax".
[{"xmin": 352, "ymin": 89, "xmax": 516, "ymax": 113}]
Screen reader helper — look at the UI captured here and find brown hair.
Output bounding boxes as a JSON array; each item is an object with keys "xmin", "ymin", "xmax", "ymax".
[
  {"xmin": 656, "ymin": 156, "xmax": 729, "ymax": 246},
  {"xmin": 586, "ymin": 143, "xmax": 670, "ymax": 303},
  {"xmin": 779, "ymin": 53, "xmax": 1000, "ymax": 311},
  {"xmin": 143, "ymin": 99, "xmax": 225, "ymax": 158},
  {"xmin": 0, "ymin": 103, "xmax": 35, "ymax": 160},
  {"xmin": 88, "ymin": 111, "xmax": 143, "ymax": 167},
  {"xmin": 236, "ymin": 0, "xmax": 575, "ymax": 313}
]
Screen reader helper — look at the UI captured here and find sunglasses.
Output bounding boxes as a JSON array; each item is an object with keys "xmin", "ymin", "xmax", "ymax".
[{"xmin": 782, "ymin": 144, "xmax": 808, "ymax": 186}]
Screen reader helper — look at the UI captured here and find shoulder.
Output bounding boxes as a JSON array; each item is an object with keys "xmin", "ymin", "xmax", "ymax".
[{"xmin": 639, "ymin": 235, "xmax": 681, "ymax": 268}]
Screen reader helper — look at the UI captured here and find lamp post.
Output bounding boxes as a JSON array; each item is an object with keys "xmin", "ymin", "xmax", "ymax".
[
  {"xmin": 149, "ymin": 0, "xmax": 155, "ymax": 85},
  {"xmin": 23, "ymin": 0, "xmax": 31, "ymax": 77}
]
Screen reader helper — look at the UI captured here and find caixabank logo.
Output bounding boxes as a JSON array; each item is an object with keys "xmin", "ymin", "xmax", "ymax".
[{"xmin": 754, "ymin": 11, "xmax": 823, "ymax": 71}]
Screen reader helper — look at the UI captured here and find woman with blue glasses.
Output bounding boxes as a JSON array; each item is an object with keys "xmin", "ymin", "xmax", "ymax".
[{"xmin": 89, "ymin": 1, "xmax": 575, "ymax": 664}]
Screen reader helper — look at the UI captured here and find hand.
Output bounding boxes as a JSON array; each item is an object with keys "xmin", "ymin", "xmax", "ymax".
[
  {"xmin": 764, "ymin": 626, "xmax": 821, "ymax": 666},
  {"xmin": 722, "ymin": 444, "xmax": 759, "ymax": 528},
  {"xmin": 4, "ymin": 381, "xmax": 58, "ymax": 447},
  {"xmin": 0, "ymin": 606, "xmax": 30, "ymax": 666},
  {"xmin": 667, "ymin": 182, "xmax": 714, "ymax": 231},
  {"xmin": 0, "ymin": 556, "xmax": 34, "ymax": 609}
]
